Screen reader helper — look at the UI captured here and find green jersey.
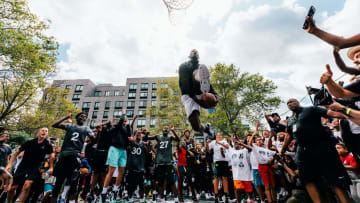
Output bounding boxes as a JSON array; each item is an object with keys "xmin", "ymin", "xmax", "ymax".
[{"xmin": 155, "ymin": 135, "xmax": 173, "ymax": 165}]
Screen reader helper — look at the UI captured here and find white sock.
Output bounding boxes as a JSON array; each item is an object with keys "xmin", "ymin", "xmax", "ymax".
[
  {"xmin": 69, "ymin": 200, "xmax": 75, "ymax": 203},
  {"xmin": 174, "ymin": 197, "xmax": 179, "ymax": 202},
  {"xmin": 153, "ymin": 190, "xmax": 157, "ymax": 195},
  {"xmin": 113, "ymin": 185, "xmax": 119, "ymax": 192},
  {"xmin": 61, "ymin": 185, "xmax": 70, "ymax": 199},
  {"xmin": 101, "ymin": 187, "xmax": 108, "ymax": 194}
]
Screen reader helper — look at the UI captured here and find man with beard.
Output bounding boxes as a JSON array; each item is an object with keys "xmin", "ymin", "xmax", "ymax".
[
  {"xmin": 265, "ymin": 113, "xmax": 287, "ymax": 138},
  {"xmin": 6, "ymin": 128, "xmax": 54, "ymax": 203},
  {"xmin": 281, "ymin": 98, "xmax": 352, "ymax": 203},
  {"xmin": 147, "ymin": 125, "xmax": 180, "ymax": 203},
  {"xmin": 49, "ymin": 112, "xmax": 94, "ymax": 203}
]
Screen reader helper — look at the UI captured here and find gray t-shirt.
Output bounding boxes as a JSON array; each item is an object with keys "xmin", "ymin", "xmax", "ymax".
[
  {"xmin": 0, "ymin": 144, "xmax": 12, "ymax": 167},
  {"xmin": 60, "ymin": 124, "xmax": 94, "ymax": 158}
]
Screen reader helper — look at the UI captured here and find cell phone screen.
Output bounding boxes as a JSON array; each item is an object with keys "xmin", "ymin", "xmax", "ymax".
[{"xmin": 303, "ymin": 5, "xmax": 316, "ymax": 29}]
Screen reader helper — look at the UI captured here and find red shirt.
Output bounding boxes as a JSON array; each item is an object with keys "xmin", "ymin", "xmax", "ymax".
[
  {"xmin": 340, "ymin": 154, "xmax": 358, "ymax": 168},
  {"xmin": 177, "ymin": 147, "xmax": 187, "ymax": 166}
]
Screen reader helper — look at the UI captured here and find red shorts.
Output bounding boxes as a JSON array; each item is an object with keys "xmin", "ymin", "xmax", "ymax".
[
  {"xmin": 233, "ymin": 180, "xmax": 252, "ymax": 193},
  {"xmin": 258, "ymin": 164, "xmax": 275, "ymax": 186}
]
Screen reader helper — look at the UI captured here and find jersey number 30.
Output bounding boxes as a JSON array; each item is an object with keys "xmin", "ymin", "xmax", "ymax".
[{"xmin": 131, "ymin": 147, "xmax": 142, "ymax": 155}]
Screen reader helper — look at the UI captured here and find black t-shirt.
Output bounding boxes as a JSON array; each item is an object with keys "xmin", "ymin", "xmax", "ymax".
[
  {"xmin": 287, "ymin": 106, "xmax": 329, "ymax": 147},
  {"xmin": 194, "ymin": 150, "xmax": 206, "ymax": 169},
  {"xmin": 155, "ymin": 135, "xmax": 173, "ymax": 165},
  {"xmin": 127, "ymin": 142, "xmax": 145, "ymax": 172},
  {"xmin": 185, "ymin": 138, "xmax": 195, "ymax": 165},
  {"xmin": 344, "ymin": 79, "xmax": 360, "ymax": 94},
  {"xmin": 18, "ymin": 138, "xmax": 53, "ymax": 170},
  {"xmin": 61, "ymin": 124, "xmax": 94, "ymax": 158},
  {"xmin": 95, "ymin": 125, "xmax": 113, "ymax": 152},
  {"xmin": 0, "ymin": 144, "xmax": 12, "ymax": 167},
  {"xmin": 111, "ymin": 115, "xmax": 131, "ymax": 149},
  {"xmin": 267, "ymin": 119, "xmax": 286, "ymax": 134}
]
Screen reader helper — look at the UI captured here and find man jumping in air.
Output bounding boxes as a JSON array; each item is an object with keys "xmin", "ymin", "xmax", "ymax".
[{"xmin": 178, "ymin": 49, "xmax": 218, "ymax": 132}]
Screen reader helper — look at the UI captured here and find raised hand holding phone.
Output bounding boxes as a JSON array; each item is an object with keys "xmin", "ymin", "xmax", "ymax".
[{"xmin": 303, "ymin": 5, "xmax": 316, "ymax": 30}]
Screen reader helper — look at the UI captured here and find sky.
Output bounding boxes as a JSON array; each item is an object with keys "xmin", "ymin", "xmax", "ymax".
[{"xmin": 28, "ymin": 0, "xmax": 358, "ymax": 118}]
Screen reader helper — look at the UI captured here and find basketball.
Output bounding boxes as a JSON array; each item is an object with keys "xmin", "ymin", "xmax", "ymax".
[
  {"xmin": 80, "ymin": 168, "xmax": 89, "ymax": 176},
  {"xmin": 201, "ymin": 93, "xmax": 217, "ymax": 108}
]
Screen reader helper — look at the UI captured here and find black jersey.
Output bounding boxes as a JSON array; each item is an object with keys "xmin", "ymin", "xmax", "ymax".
[
  {"xmin": 155, "ymin": 135, "xmax": 173, "ymax": 165},
  {"xmin": 18, "ymin": 138, "xmax": 53, "ymax": 170},
  {"xmin": 127, "ymin": 142, "xmax": 145, "ymax": 172},
  {"xmin": 61, "ymin": 123, "xmax": 94, "ymax": 158},
  {"xmin": 95, "ymin": 125, "xmax": 112, "ymax": 152},
  {"xmin": 185, "ymin": 138, "xmax": 195, "ymax": 165}
]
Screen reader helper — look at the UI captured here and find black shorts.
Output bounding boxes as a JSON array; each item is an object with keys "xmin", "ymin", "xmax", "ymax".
[
  {"xmin": 53, "ymin": 155, "xmax": 81, "ymax": 179},
  {"xmin": 92, "ymin": 151, "xmax": 108, "ymax": 173},
  {"xmin": 214, "ymin": 161, "xmax": 229, "ymax": 178},
  {"xmin": 155, "ymin": 165, "xmax": 174, "ymax": 184},
  {"xmin": 13, "ymin": 167, "xmax": 40, "ymax": 186},
  {"xmin": 127, "ymin": 171, "xmax": 144, "ymax": 188},
  {"xmin": 296, "ymin": 142, "xmax": 351, "ymax": 186}
]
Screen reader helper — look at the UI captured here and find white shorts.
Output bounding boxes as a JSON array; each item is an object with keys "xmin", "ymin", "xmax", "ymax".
[{"xmin": 181, "ymin": 95, "xmax": 201, "ymax": 118}]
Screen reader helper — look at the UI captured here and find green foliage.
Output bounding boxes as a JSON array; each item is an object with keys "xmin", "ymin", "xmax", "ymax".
[
  {"xmin": 7, "ymin": 131, "xmax": 31, "ymax": 148},
  {"xmin": 147, "ymin": 77, "xmax": 190, "ymax": 134},
  {"xmin": 208, "ymin": 63, "xmax": 280, "ymax": 137},
  {"xmin": 16, "ymin": 84, "xmax": 81, "ymax": 138},
  {"xmin": 0, "ymin": 0, "xmax": 58, "ymax": 125}
]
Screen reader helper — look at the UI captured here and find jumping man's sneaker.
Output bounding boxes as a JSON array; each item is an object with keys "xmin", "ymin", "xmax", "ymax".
[{"xmin": 198, "ymin": 64, "xmax": 210, "ymax": 94}]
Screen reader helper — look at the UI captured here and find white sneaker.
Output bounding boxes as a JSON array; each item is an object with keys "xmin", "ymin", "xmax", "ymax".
[
  {"xmin": 196, "ymin": 194, "xmax": 200, "ymax": 200},
  {"xmin": 161, "ymin": 198, "xmax": 166, "ymax": 203},
  {"xmin": 205, "ymin": 193, "xmax": 210, "ymax": 200},
  {"xmin": 198, "ymin": 64, "xmax": 210, "ymax": 93}
]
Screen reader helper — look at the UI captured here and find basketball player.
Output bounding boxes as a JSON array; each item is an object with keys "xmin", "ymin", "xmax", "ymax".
[{"xmin": 179, "ymin": 49, "xmax": 218, "ymax": 132}]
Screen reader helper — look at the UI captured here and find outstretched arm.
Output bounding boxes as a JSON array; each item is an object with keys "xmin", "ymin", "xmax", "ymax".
[
  {"xmin": 333, "ymin": 48, "xmax": 360, "ymax": 75},
  {"xmin": 52, "ymin": 113, "xmax": 72, "ymax": 129},
  {"xmin": 306, "ymin": 16, "xmax": 360, "ymax": 49},
  {"xmin": 170, "ymin": 125, "xmax": 180, "ymax": 142}
]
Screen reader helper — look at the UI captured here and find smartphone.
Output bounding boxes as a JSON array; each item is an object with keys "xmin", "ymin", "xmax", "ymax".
[{"xmin": 303, "ymin": 5, "xmax": 316, "ymax": 30}]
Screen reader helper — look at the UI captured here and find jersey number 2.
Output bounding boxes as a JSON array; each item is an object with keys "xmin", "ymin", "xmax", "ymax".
[{"xmin": 71, "ymin": 132, "xmax": 79, "ymax": 142}]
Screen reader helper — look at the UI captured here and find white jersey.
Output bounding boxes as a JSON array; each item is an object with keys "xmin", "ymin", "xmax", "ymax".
[
  {"xmin": 209, "ymin": 139, "xmax": 229, "ymax": 162},
  {"xmin": 229, "ymin": 147, "xmax": 253, "ymax": 181},
  {"xmin": 252, "ymin": 144, "xmax": 276, "ymax": 165}
]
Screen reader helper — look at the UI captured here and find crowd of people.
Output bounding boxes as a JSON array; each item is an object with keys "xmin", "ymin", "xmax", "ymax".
[{"xmin": 1, "ymin": 10, "xmax": 360, "ymax": 203}]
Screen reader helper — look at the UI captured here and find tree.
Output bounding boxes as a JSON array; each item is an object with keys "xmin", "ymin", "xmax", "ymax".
[
  {"xmin": 0, "ymin": 0, "xmax": 58, "ymax": 126},
  {"xmin": 148, "ymin": 77, "xmax": 189, "ymax": 134},
  {"xmin": 209, "ymin": 63, "xmax": 281, "ymax": 136},
  {"xmin": 16, "ymin": 85, "xmax": 81, "ymax": 138}
]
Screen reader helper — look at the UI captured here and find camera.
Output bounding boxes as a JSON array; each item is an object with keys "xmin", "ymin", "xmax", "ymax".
[{"xmin": 306, "ymin": 86, "xmax": 360, "ymax": 110}]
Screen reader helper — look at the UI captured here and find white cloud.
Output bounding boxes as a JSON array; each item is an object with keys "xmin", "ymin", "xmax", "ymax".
[{"xmin": 27, "ymin": 0, "xmax": 358, "ymax": 118}]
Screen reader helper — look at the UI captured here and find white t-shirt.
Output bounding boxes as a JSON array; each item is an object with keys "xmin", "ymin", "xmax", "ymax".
[
  {"xmin": 252, "ymin": 144, "xmax": 276, "ymax": 165},
  {"xmin": 209, "ymin": 139, "xmax": 229, "ymax": 162},
  {"xmin": 229, "ymin": 147, "xmax": 253, "ymax": 181},
  {"xmin": 250, "ymin": 151, "xmax": 259, "ymax": 169},
  {"xmin": 272, "ymin": 141, "xmax": 283, "ymax": 152}
]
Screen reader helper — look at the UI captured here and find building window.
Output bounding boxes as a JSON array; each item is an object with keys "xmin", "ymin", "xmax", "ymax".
[
  {"xmin": 113, "ymin": 110, "xmax": 122, "ymax": 118},
  {"xmin": 138, "ymin": 110, "xmax": 144, "ymax": 117},
  {"xmin": 151, "ymin": 92, "xmax": 156, "ymax": 98},
  {"xmin": 160, "ymin": 83, "xmax": 168, "ymax": 89},
  {"xmin": 94, "ymin": 91, "xmax": 101, "ymax": 97},
  {"xmin": 139, "ymin": 100, "xmax": 147, "ymax": 108},
  {"xmin": 94, "ymin": 102, "xmax": 100, "ymax": 110},
  {"xmin": 128, "ymin": 119, "xmax": 133, "ymax": 125},
  {"xmin": 137, "ymin": 119, "xmax": 146, "ymax": 127},
  {"xmin": 128, "ymin": 92, "xmax": 136, "ymax": 99},
  {"xmin": 73, "ymin": 102, "xmax": 79, "ymax": 108},
  {"xmin": 160, "ymin": 100, "xmax": 168, "ymax": 108},
  {"xmin": 104, "ymin": 91, "xmax": 110, "ymax": 97},
  {"xmin": 75, "ymin": 85, "xmax": 84, "ymax": 92},
  {"xmin": 151, "ymin": 100, "xmax": 157, "ymax": 106},
  {"xmin": 92, "ymin": 111, "xmax": 98, "ymax": 119},
  {"xmin": 140, "ymin": 92, "xmax": 148, "ymax": 99},
  {"xmin": 90, "ymin": 120, "xmax": 95, "ymax": 129},
  {"xmin": 127, "ymin": 101, "xmax": 135, "ymax": 109},
  {"xmin": 129, "ymin": 83, "xmax": 137, "ymax": 92},
  {"xmin": 151, "ymin": 109, "xmax": 156, "ymax": 116},
  {"xmin": 65, "ymin": 85, "xmax": 71, "ymax": 90},
  {"xmin": 114, "ymin": 91, "xmax": 120, "ymax": 96},
  {"xmin": 72, "ymin": 94, "xmax": 81, "ymax": 100},
  {"xmin": 82, "ymin": 102, "xmax": 91, "ymax": 109},
  {"xmin": 141, "ymin": 83, "xmax": 148, "ymax": 90},
  {"xmin": 126, "ymin": 110, "xmax": 134, "ymax": 118},
  {"xmin": 115, "ymin": 101, "xmax": 123, "ymax": 109},
  {"xmin": 150, "ymin": 119, "xmax": 156, "ymax": 127},
  {"xmin": 152, "ymin": 83, "xmax": 157, "ymax": 90},
  {"xmin": 105, "ymin": 101, "xmax": 111, "ymax": 110},
  {"xmin": 103, "ymin": 111, "xmax": 109, "ymax": 119},
  {"xmin": 122, "ymin": 90, "xmax": 126, "ymax": 96}
]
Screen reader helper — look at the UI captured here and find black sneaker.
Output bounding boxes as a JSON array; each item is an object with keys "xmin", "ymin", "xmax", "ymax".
[
  {"xmin": 192, "ymin": 195, "xmax": 199, "ymax": 203},
  {"xmin": 100, "ymin": 193, "xmax": 107, "ymax": 203},
  {"xmin": 179, "ymin": 196, "xmax": 185, "ymax": 203},
  {"xmin": 225, "ymin": 197, "xmax": 229, "ymax": 203}
]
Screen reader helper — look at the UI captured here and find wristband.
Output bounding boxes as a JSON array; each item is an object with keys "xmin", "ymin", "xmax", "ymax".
[{"xmin": 346, "ymin": 108, "xmax": 352, "ymax": 116}]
